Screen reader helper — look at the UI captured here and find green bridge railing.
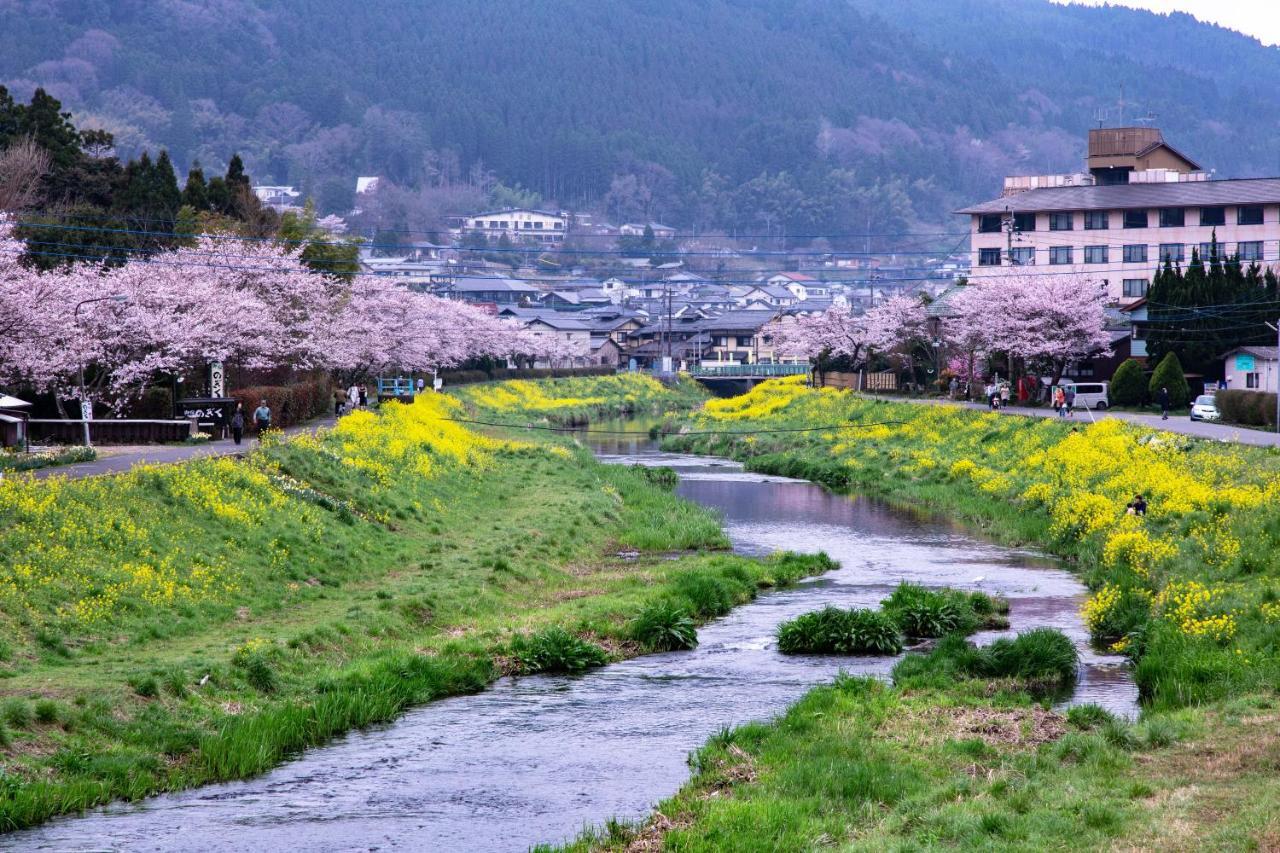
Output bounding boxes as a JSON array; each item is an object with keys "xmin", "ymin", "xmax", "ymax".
[{"xmin": 687, "ymin": 363, "xmax": 811, "ymax": 378}]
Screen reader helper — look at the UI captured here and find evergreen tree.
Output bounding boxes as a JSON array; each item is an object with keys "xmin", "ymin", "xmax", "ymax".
[
  {"xmin": 1109, "ymin": 358, "xmax": 1146, "ymax": 406},
  {"xmin": 206, "ymin": 176, "xmax": 231, "ymax": 216},
  {"xmin": 153, "ymin": 150, "xmax": 182, "ymax": 220},
  {"xmin": 182, "ymin": 163, "xmax": 210, "ymax": 211},
  {"xmin": 1149, "ymin": 351, "xmax": 1191, "ymax": 409},
  {"xmin": 225, "ymin": 154, "xmax": 250, "ymax": 191}
]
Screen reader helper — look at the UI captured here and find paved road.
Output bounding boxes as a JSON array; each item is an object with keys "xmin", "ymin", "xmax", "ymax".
[
  {"xmin": 27, "ymin": 415, "xmax": 338, "ymax": 480},
  {"xmin": 898, "ymin": 396, "xmax": 1280, "ymax": 447}
]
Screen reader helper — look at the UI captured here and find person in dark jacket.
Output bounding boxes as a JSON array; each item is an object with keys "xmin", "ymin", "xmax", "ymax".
[
  {"xmin": 1158, "ymin": 386, "xmax": 1170, "ymax": 420},
  {"xmin": 230, "ymin": 403, "xmax": 245, "ymax": 445}
]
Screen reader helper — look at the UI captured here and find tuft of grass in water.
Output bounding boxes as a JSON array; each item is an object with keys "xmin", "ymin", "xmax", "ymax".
[
  {"xmin": 510, "ymin": 628, "xmax": 609, "ymax": 674},
  {"xmin": 1066, "ymin": 703, "xmax": 1115, "ymax": 730},
  {"xmin": 629, "ymin": 601, "xmax": 697, "ymax": 651},
  {"xmin": 880, "ymin": 582, "xmax": 1008, "ymax": 638},
  {"xmin": 776, "ymin": 607, "xmax": 903, "ymax": 655},
  {"xmin": 893, "ymin": 629, "xmax": 1078, "ymax": 690}
]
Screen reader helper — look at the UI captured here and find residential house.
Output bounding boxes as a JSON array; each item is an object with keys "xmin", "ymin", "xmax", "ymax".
[
  {"xmin": 736, "ymin": 284, "xmax": 797, "ymax": 308},
  {"xmin": 700, "ymin": 310, "xmax": 792, "ymax": 365},
  {"xmin": 766, "ymin": 272, "xmax": 828, "ymax": 301},
  {"xmin": 463, "ymin": 208, "xmax": 570, "ymax": 244},
  {"xmin": 589, "ymin": 337, "xmax": 623, "ymax": 368},
  {"xmin": 619, "ymin": 222, "xmax": 677, "ymax": 239},
  {"xmin": 521, "ymin": 314, "xmax": 594, "ymax": 366},
  {"xmin": 1222, "ymin": 346, "xmax": 1280, "ymax": 393},
  {"xmin": 252, "ymin": 185, "xmax": 303, "ymax": 213},
  {"xmin": 446, "ymin": 275, "xmax": 542, "ymax": 305}
]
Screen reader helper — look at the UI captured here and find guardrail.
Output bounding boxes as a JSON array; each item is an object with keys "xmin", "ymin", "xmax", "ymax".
[{"xmin": 687, "ymin": 363, "xmax": 811, "ymax": 378}]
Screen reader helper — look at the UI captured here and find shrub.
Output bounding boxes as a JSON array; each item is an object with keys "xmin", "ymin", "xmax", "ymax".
[
  {"xmin": 776, "ymin": 607, "xmax": 903, "ymax": 655},
  {"xmin": 1148, "ymin": 351, "xmax": 1190, "ymax": 409},
  {"xmin": 985, "ymin": 628, "xmax": 1078, "ymax": 682},
  {"xmin": 633, "ymin": 465, "xmax": 678, "ymax": 490},
  {"xmin": 510, "ymin": 627, "xmax": 608, "ymax": 674},
  {"xmin": 129, "ymin": 675, "xmax": 160, "ymax": 698},
  {"xmin": 880, "ymin": 583, "xmax": 990, "ymax": 638},
  {"xmin": 629, "ymin": 601, "xmax": 698, "ymax": 651},
  {"xmin": 1109, "ymin": 358, "xmax": 1147, "ymax": 406},
  {"xmin": 33, "ymin": 699, "xmax": 59, "ymax": 725},
  {"xmin": 892, "ymin": 629, "xmax": 1078, "ymax": 688},
  {"xmin": 1066, "ymin": 703, "xmax": 1115, "ymax": 730},
  {"xmin": 1, "ymin": 700, "xmax": 31, "ymax": 729},
  {"xmin": 231, "ymin": 377, "xmax": 334, "ymax": 429},
  {"xmin": 1216, "ymin": 389, "xmax": 1277, "ymax": 427}
]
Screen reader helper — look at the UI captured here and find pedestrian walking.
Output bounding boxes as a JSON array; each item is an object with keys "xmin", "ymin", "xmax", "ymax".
[
  {"xmin": 416, "ymin": 377, "xmax": 426, "ymax": 395},
  {"xmin": 253, "ymin": 399, "xmax": 271, "ymax": 436},
  {"xmin": 1064, "ymin": 386, "xmax": 1076, "ymax": 418},
  {"xmin": 347, "ymin": 384, "xmax": 359, "ymax": 411},
  {"xmin": 333, "ymin": 389, "xmax": 344, "ymax": 417},
  {"xmin": 1000, "ymin": 383, "xmax": 1010, "ymax": 407},
  {"xmin": 230, "ymin": 403, "xmax": 245, "ymax": 446},
  {"xmin": 1158, "ymin": 386, "xmax": 1170, "ymax": 420},
  {"xmin": 1053, "ymin": 386, "xmax": 1066, "ymax": 417},
  {"xmin": 359, "ymin": 385, "xmax": 368, "ymax": 407},
  {"xmin": 948, "ymin": 376, "xmax": 959, "ymax": 400}
]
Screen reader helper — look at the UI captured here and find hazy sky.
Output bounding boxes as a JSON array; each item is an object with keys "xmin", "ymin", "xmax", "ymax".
[{"xmin": 1053, "ymin": 1, "xmax": 1280, "ymax": 46}]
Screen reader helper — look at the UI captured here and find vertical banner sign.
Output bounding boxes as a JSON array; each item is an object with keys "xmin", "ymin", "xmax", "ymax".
[
  {"xmin": 208, "ymin": 361, "xmax": 225, "ymax": 398},
  {"xmin": 79, "ymin": 399, "xmax": 92, "ymax": 421}
]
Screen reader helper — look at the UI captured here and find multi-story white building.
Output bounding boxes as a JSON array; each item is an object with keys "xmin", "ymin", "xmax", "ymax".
[
  {"xmin": 959, "ymin": 128, "xmax": 1280, "ymax": 304},
  {"xmin": 463, "ymin": 208, "xmax": 569, "ymax": 244}
]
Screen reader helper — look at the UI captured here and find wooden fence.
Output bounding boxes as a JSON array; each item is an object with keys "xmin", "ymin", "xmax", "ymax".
[
  {"xmin": 819, "ymin": 371, "xmax": 897, "ymax": 391},
  {"xmin": 28, "ymin": 419, "xmax": 203, "ymax": 445}
]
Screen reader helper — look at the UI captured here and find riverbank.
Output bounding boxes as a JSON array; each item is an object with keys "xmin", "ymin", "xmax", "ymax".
[
  {"xmin": 0, "ymin": 375, "xmax": 837, "ymax": 831},
  {"xmin": 588, "ymin": 375, "xmax": 1280, "ymax": 849}
]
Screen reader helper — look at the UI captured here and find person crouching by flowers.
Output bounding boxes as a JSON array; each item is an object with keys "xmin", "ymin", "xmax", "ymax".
[{"xmin": 1126, "ymin": 494, "xmax": 1147, "ymax": 516}]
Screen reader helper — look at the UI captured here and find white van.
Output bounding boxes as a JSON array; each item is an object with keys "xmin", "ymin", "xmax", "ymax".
[{"xmin": 1062, "ymin": 381, "xmax": 1110, "ymax": 410}]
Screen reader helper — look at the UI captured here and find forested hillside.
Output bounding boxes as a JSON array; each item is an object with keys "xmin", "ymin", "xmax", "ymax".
[{"xmin": 3, "ymin": 0, "xmax": 1279, "ymax": 238}]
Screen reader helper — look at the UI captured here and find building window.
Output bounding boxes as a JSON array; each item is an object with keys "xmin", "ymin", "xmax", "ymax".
[
  {"xmin": 534, "ymin": 221, "xmax": 543, "ymax": 229},
  {"xmin": 1048, "ymin": 212, "xmax": 1074, "ymax": 231},
  {"xmin": 1009, "ymin": 247, "xmax": 1035, "ymax": 265},
  {"xmin": 1159, "ymin": 243, "xmax": 1185, "ymax": 263},
  {"xmin": 978, "ymin": 248, "xmax": 1001, "ymax": 266},
  {"xmin": 1084, "ymin": 245, "xmax": 1108, "ymax": 264},
  {"xmin": 1199, "ymin": 206, "xmax": 1226, "ymax": 227},
  {"xmin": 1013, "ymin": 213, "xmax": 1036, "ymax": 232},
  {"xmin": 1199, "ymin": 242, "xmax": 1223, "ymax": 261},
  {"xmin": 1239, "ymin": 240, "xmax": 1264, "ymax": 261},
  {"xmin": 554, "ymin": 222, "xmax": 564, "ymax": 229},
  {"xmin": 1247, "ymin": 372, "xmax": 1261, "ymax": 389},
  {"xmin": 1159, "ymin": 208, "xmax": 1185, "ymax": 227},
  {"xmin": 1084, "ymin": 211, "xmax": 1109, "ymax": 230},
  {"xmin": 1123, "ymin": 278, "xmax": 1149, "ymax": 298},
  {"xmin": 978, "ymin": 214, "xmax": 1002, "ymax": 233},
  {"xmin": 1049, "ymin": 246, "xmax": 1073, "ymax": 265},
  {"xmin": 1123, "ymin": 209, "xmax": 1149, "ymax": 229},
  {"xmin": 1123, "ymin": 244, "xmax": 1148, "ymax": 263},
  {"xmin": 1238, "ymin": 205, "xmax": 1265, "ymax": 226}
]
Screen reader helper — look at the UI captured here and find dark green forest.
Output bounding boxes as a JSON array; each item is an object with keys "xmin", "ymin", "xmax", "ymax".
[{"xmin": 3, "ymin": 0, "xmax": 1280, "ymax": 238}]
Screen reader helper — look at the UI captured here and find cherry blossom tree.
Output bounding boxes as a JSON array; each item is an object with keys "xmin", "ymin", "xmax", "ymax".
[
  {"xmin": 945, "ymin": 275, "xmax": 1111, "ymax": 387},
  {"xmin": 775, "ymin": 303, "xmax": 871, "ymax": 364},
  {"xmin": 864, "ymin": 293, "xmax": 930, "ymax": 381}
]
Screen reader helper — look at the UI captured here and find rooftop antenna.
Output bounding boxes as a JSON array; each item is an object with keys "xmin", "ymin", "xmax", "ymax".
[
  {"xmin": 1135, "ymin": 111, "xmax": 1158, "ymax": 126},
  {"xmin": 1092, "ymin": 107, "xmax": 1108, "ymax": 129},
  {"xmin": 1117, "ymin": 83, "xmax": 1126, "ymax": 126}
]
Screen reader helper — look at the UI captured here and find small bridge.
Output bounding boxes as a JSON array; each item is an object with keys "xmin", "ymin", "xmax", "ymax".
[{"xmin": 686, "ymin": 363, "xmax": 811, "ymax": 395}]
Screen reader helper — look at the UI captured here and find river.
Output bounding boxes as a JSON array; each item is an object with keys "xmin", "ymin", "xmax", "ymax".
[{"xmin": 9, "ymin": 429, "xmax": 1136, "ymax": 852}]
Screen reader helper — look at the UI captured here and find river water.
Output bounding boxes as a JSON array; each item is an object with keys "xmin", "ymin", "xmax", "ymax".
[{"xmin": 11, "ymin": 431, "xmax": 1136, "ymax": 852}]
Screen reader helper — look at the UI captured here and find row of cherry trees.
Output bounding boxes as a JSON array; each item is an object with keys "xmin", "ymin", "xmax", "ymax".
[
  {"xmin": 778, "ymin": 274, "xmax": 1112, "ymax": 388},
  {"xmin": 0, "ymin": 217, "xmax": 564, "ymax": 411}
]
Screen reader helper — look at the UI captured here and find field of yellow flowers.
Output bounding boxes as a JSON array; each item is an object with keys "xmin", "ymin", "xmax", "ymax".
[
  {"xmin": 669, "ymin": 375, "xmax": 1280, "ymax": 709},
  {"xmin": 0, "ymin": 376, "xmax": 770, "ymax": 830},
  {"xmin": 454, "ymin": 372, "xmax": 705, "ymax": 423}
]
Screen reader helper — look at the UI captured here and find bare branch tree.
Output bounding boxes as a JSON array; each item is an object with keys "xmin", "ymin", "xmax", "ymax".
[{"xmin": 0, "ymin": 137, "xmax": 52, "ymax": 213}]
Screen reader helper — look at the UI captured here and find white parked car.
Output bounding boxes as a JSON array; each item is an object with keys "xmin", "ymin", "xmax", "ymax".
[
  {"xmin": 1053, "ymin": 381, "xmax": 1110, "ymax": 410},
  {"xmin": 1190, "ymin": 395, "xmax": 1220, "ymax": 422}
]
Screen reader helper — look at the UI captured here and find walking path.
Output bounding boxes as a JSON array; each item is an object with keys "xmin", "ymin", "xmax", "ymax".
[
  {"xmin": 900, "ymin": 396, "xmax": 1280, "ymax": 447},
  {"xmin": 27, "ymin": 415, "xmax": 338, "ymax": 480}
]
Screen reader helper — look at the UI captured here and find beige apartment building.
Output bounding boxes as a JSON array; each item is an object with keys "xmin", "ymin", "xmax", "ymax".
[
  {"xmin": 959, "ymin": 128, "xmax": 1280, "ymax": 303},
  {"xmin": 463, "ymin": 208, "xmax": 569, "ymax": 243}
]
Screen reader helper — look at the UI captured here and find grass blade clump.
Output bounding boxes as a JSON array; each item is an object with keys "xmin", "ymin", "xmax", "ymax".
[
  {"xmin": 510, "ymin": 627, "xmax": 609, "ymax": 674},
  {"xmin": 776, "ymin": 607, "xmax": 903, "ymax": 655},
  {"xmin": 881, "ymin": 583, "xmax": 1009, "ymax": 638},
  {"xmin": 629, "ymin": 600, "xmax": 698, "ymax": 651},
  {"xmin": 893, "ymin": 629, "xmax": 1078, "ymax": 691}
]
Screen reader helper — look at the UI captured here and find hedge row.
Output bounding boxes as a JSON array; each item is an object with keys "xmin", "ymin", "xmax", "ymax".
[
  {"xmin": 439, "ymin": 366, "xmax": 617, "ymax": 387},
  {"xmin": 231, "ymin": 378, "xmax": 335, "ymax": 429},
  {"xmin": 1215, "ymin": 389, "xmax": 1278, "ymax": 427}
]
